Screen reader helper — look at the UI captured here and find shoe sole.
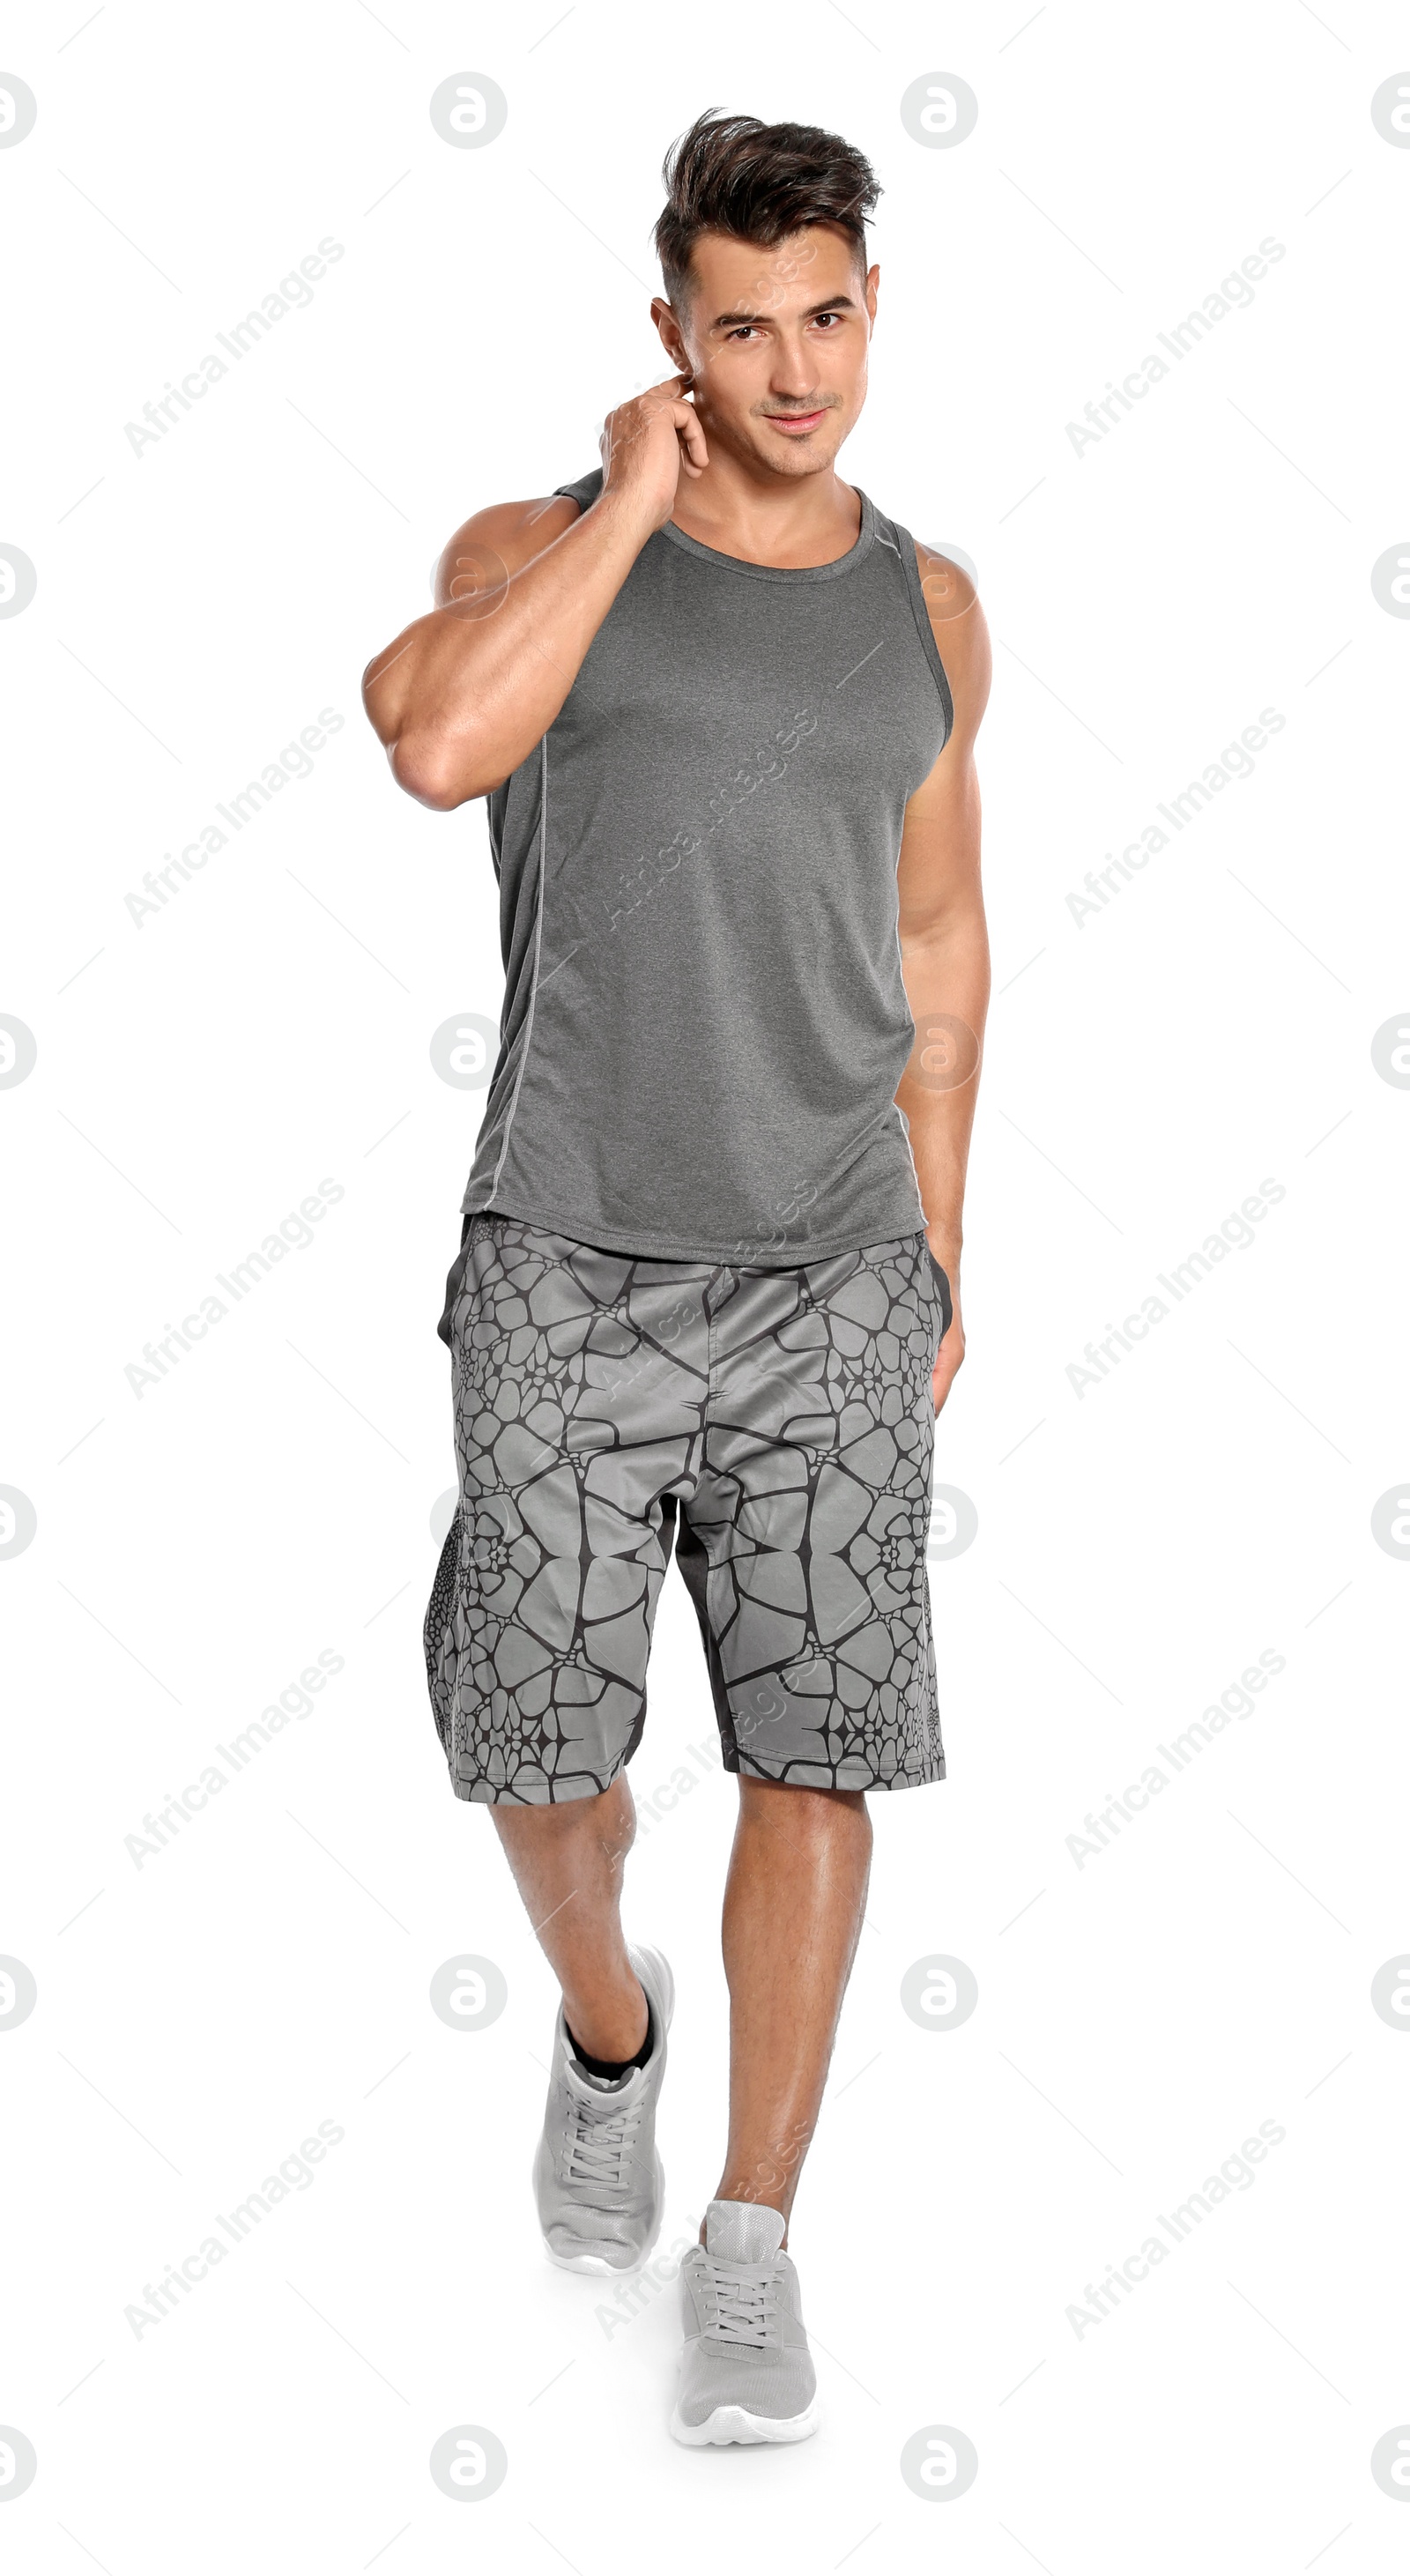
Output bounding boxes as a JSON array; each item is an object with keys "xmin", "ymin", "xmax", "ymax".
[
  {"xmin": 669, "ymin": 2398, "xmax": 820, "ymax": 2447},
  {"xmin": 538, "ymin": 1945, "xmax": 675, "ymax": 2275}
]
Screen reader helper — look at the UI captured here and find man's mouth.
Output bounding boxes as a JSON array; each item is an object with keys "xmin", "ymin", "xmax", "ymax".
[{"xmin": 762, "ymin": 408, "xmax": 828, "ymax": 434}]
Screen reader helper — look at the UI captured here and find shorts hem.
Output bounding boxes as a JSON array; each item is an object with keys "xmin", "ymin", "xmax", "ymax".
[
  {"xmin": 725, "ymin": 1751, "xmax": 947, "ymax": 1792},
  {"xmin": 446, "ymin": 1760, "xmax": 631, "ymax": 1808}
]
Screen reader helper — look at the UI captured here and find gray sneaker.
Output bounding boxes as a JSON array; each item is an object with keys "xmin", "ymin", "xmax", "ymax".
[
  {"xmin": 671, "ymin": 2199, "xmax": 820, "ymax": 2446},
  {"xmin": 533, "ymin": 1944, "xmax": 673, "ymax": 2275}
]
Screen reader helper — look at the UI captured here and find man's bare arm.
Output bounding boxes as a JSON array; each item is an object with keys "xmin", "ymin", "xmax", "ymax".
[
  {"xmin": 895, "ymin": 547, "xmax": 992, "ymax": 1411},
  {"xmin": 360, "ymin": 376, "xmax": 707, "ymax": 811}
]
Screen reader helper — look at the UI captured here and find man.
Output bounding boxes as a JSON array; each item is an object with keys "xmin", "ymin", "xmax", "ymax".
[{"xmin": 363, "ymin": 109, "xmax": 990, "ymax": 2447}]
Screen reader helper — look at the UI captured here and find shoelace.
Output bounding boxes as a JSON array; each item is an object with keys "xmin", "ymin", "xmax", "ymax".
[
  {"xmin": 695, "ymin": 2253, "xmax": 783, "ymax": 2348},
  {"xmin": 563, "ymin": 2088, "xmax": 643, "ymax": 2189}
]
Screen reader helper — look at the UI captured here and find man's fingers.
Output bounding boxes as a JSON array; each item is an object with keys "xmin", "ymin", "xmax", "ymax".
[
  {"xmin": 674, "ymin": 403, "xmax": 709, "ymax": 471},
  {"xmin": 931, "ymin": 1337, "xmax": 964, "ymax": 1415}
]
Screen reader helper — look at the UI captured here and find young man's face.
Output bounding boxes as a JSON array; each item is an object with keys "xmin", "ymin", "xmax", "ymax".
[{"xmin": 652, "ymin": 222, "xmax": 879, "ymax": 480}]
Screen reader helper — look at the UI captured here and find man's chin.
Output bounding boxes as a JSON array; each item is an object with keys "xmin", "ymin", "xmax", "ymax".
[{"xmin": 747, "ymin": 423, "xmax": 847, "ymax": 478}]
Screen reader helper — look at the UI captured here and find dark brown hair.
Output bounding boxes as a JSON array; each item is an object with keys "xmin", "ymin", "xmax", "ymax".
[{"xmin": 654, "ymin": 111, "xmax": 881, "ymax": 307}]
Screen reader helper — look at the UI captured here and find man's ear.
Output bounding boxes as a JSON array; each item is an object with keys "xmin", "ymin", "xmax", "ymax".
[{"xmin": 650, "ymin": 293, "xmax": 689, "ymax": 373}]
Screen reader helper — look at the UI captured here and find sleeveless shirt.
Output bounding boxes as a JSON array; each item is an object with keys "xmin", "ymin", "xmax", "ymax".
[{"xmin": 461, "ymin": 467, "xmax": 953, "ymax": 1264}]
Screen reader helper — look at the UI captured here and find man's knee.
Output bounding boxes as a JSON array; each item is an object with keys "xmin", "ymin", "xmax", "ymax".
[
  {"xmin": 738, "ymin": 1776, "xmax": 869, "ymax": 1840},
  {"xmin": 490, "ymin": 1771, "xmax": 636, "ymax": 1854},
  {"xmin": 597, "ymin": 1773, "xmax": 638, "ymax": 1866}
]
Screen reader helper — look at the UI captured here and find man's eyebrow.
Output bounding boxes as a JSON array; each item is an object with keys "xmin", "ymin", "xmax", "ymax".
[{"xmin": 707, "ymin": 293, "xmax": 861, "ymax": 330}]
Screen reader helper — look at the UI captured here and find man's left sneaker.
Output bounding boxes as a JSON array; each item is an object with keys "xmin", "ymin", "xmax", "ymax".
[{"xmin": 671, "ymin": 2197, "xmax": 820, "ymax": 2445}]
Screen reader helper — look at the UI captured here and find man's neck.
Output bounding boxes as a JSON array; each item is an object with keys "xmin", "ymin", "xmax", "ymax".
[{"xmin": 666, "ymin": 451, "xmax": 862, "ymax": 570}]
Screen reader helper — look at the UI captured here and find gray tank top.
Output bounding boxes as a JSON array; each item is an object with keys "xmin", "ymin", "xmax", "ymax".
[{"xmin": 463, "ymin": 467, "xmax": 953, "ymax": 1264}]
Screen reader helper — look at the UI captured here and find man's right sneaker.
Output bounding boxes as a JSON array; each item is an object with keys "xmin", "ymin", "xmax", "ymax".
[
  {"xmin": 533, "ymin": 1944, "xmax": 673, "ymax": 2275},
  {"xmin": 671, "ymin": 2198, "xmax": 820, "ymax": 2445}
]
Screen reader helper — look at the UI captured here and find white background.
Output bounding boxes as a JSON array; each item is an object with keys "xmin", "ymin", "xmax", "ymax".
[{"xmin": 4, "ymin": 1, "xmax": 1408, "ymax": 2565}]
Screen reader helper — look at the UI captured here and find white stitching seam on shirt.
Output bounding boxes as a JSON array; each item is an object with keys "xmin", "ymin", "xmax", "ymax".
[
  {"xmin": 489, "ymin": 732, "xmax": 549, "ymax": 1202},
  {"xmin": 883, "ymin": 514, "xmax": 939, "ymax": 1224}
]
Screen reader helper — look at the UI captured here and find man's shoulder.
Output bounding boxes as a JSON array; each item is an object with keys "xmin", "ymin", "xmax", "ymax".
[
  {"xmin": 432, "ymin": 492, "xmax": 583, "ymax": 607},
  {"xmin": 910, "ymin": 535, "xmax": 979, "ymax": 626},
  {"xmin": 909, "ymin": 536, "xmax": 990, "ymax": 740}
]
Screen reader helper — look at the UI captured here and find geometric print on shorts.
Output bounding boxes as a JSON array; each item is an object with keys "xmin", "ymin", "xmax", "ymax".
[{"xmin": 424, "ymin": 1215, "xmax": 950, "ymax": 1804}]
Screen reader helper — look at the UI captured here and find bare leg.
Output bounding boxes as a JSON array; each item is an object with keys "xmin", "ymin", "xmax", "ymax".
[
  {"xmin": 488, "ymin": 1774, "xmax": 649, "ymax": 2062},
  {"xmin": 710, "ymin": 1775, "xmax": 872, "ymax": 2243}
]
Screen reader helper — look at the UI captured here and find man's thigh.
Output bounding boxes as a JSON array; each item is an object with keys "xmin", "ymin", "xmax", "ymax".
[
  {"xmin": 676, "ymin": 1235, "xmax": 946, "ymax": 1793},
  {"xmin": 429, "ymin": 1218, "xmax": 711, "ymax": 1803}
]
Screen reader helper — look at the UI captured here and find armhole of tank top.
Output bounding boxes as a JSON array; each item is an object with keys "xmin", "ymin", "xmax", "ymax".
[
  {"xmin": 551, "ymin": 470, "xmax": 600, "ymax": 516},
  {"xmin": 891, "ymin": 522, "xmax": 955, "ymax": 752},
  {"xmin": 488, "ymin": 732, "xmax": 549, "ymax": 1200}
]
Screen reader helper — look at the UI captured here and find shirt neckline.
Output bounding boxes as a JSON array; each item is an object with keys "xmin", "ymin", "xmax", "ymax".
[{"xmin": 658, "ymin": 487, "xmax": 876, "ymax": 584}]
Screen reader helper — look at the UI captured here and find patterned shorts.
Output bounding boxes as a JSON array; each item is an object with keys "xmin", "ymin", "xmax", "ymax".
[{"xmin": 424, "ymin": 1215, "xmax": 952, "ymax": 1803}]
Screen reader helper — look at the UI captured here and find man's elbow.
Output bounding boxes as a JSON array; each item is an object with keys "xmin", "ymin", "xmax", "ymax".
[
  {"xmin": 899, "ymin": 897, "xmax": 988, "ymax": 957},
  {"xmin": 386, "ymin": 728, "xmax": 482, "ymax": 812},
  {"xmin": 360, "ymin": 654, "xmax": 489, "ymax": 809}
]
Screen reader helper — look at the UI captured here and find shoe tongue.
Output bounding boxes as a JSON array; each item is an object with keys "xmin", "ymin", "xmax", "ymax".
[
  {"xmin": 575, "ymin": 2063, "xmax": 634, "ymax": 2094},
  {"xmin": 704, "ymin": 2199, "xmax": 785, "ymax": 2262},
  {"xmin": 560, "ymin": 2029, "xmax": 640, "ymax": 2097}
]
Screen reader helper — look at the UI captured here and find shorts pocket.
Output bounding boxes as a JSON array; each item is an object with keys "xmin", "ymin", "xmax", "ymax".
[
  {"xmin": 435, "ymin": 1212, "xmax": 479, "ymax": 1348},
  {"xmin": 923, "ymin": 1243, "xmax": 953, "ymax": 1342}
]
